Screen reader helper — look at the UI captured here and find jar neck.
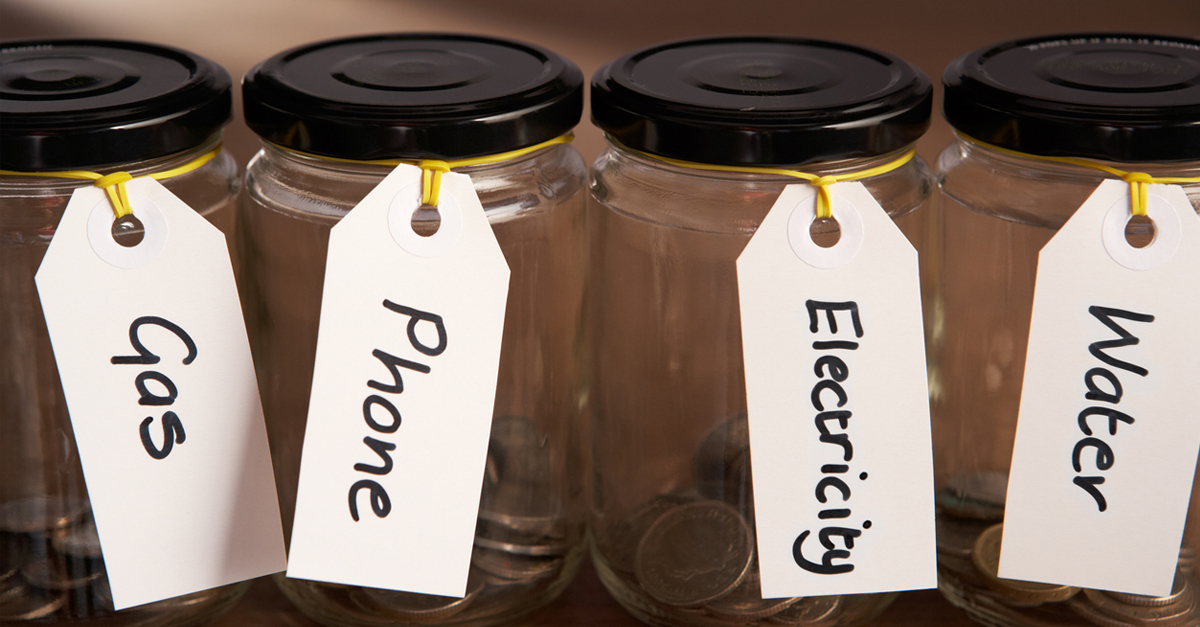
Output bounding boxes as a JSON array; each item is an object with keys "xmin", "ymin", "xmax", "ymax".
[
  {"xmin": 258, "ymin": 139, "xmax": 569, "ymax": 181},
  {"xmin": 1, "ymin": 134, "xmax": 225, "ymax": 189},
  {"xmin": 603, "ymin": 134, "xmax": 919, "ymax": 183},
  {"xmin": 953, "ymin": 133, "xmax": 1200, "ymax": 182}
]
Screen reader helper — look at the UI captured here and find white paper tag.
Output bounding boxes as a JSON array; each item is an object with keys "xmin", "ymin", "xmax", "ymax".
[
  {"xmin": 1001, "ymin": 180, "xmax": 1200, "ymax": 597},
  {"xmin": 34, "ymin": 179, "xmax": 287, "ymax": 610},
  {"xmin": 286, "ymin": 164, "xmax": 510, "ymax": 597},
  {"xmin": 739, "ymin": 182, "xmax": 937, "ymax": 598}
]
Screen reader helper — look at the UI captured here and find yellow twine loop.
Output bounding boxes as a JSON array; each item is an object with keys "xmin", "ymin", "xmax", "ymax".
[
  {"xmin": 966, "ymin": 136, "xmax": 1200, "ymax": 218},
  {"xmin": 417, "ymin": 160, "xmax": 452, "ymax": 206},
  {"xmin": 0, "ymin": 145, "xmax": 223, "ymax": 219},
  {"xmin": 642, "ymin": 149, "xmax": 918, "ymax": 219},
  {"xmin": 271, "ymin": 133, "xmax": 575, "ymax": 208}
]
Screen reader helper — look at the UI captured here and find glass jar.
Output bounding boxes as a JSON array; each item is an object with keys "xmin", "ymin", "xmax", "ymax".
[
  {"xmin": 239, "ymin": 34, "xmax": 587, "ymax": 627},
  {"xmin": 931, "ymin": 34, "xmax": 1200, "ymax": 626},
  {"xmin": 0, "ymin": 40, "xmax": 245, "ymax": 624},
  {"xmin": 588, "ymin": 37, "xmax": 934, "ymax": 627}
]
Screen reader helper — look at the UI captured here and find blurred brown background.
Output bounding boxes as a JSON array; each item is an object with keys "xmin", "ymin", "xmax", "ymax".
[
  {"xmin": 3, "ymin": 0, "xmax": 1198, "ymax": 169},
  {"xmin": 3, "ymin": 2, "xmax": 1198, "ymax": 625}
]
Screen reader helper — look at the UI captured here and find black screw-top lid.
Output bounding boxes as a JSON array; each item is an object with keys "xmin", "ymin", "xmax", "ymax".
[
  {"xmin": 591, "ymin": 36, "xmax": 932, "ymax": 166},
  {"xmin": 0, "ymin": 39, "xmax": 231, "ymax": 170},
  {"xmin": 943, "ymin": 34, "xmax": 1200, "ymax": 163},
  {"xmin": 242, "ymin": 33, "xmax": 583, "ymax": 161}
]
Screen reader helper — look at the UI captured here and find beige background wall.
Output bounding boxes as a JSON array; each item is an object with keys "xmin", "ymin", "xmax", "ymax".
[{"xmin": 3, "ymin": 0, "xmax": 1198, "ymax": 167}]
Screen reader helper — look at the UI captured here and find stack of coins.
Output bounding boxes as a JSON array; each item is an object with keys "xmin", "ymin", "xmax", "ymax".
[
  {"xmin": 936, "ymin": 472, "xmax": 1199, "ymax": 627},
  {"xmin": 0, "ymin": 495, "xmax": 243, "ymax": 624},
  {"xmin": 594, "ymin": 415, "xmax": 893, "ymax": 626},
  {"xmin": 282, "ymin": 415, "xmax": 582, "ymax": 623}
]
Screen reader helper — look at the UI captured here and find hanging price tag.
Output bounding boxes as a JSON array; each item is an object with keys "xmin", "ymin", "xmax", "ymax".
[
  {"xmin": 34, "ymin": 179, "xmax": 287, "ymax": 610},
  {"xmin": 739, "ymin": 182, "xmax": 936, "ymax": 598},
  {"xmin": 1002, "ymin": 180, "xmax": 1200, "ymax": 597},
  {"xmin": 286, "ymin": 164, "xmax": 510, "ymax": 597}
]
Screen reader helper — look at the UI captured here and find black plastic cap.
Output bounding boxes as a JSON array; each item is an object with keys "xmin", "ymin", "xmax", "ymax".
[
  {"xmin": 591, "ymin": 36, "xmax": 932, "ymax": 166},
  {"xmin": 0, "ymin": 39, "xmax": 232, "ymax": 170},
  {"xmin": 943, "ymin": 34, "xmax": 1200, "ymax": 163},
  {"xmin": 242, "ymin": 33, "xmax": 583, "ymax": 161}
]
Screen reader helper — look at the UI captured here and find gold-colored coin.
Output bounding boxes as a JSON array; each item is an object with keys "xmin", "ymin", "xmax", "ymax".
[{"xmin": 971, "ymin": 524, "xmax": 1080, "ymax": 604}]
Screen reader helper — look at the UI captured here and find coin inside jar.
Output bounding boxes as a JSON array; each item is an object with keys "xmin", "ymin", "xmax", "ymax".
[
  {"xmin": 971, "ymin": 524, "xmax": 1079, "ymax": 604},
  {"xmin": 0, "ymin": 497, "xmax": 89, "ymax": 534},
  {"xmin": 768, "ymin": 595, "xmax": 841, "ymax": 625},
  {"xmin": 936, "ymin": 472, "xmax": 1007, "ymax": 521},
  {"xmin": 702, "ymin": 573, "xmax": 799, "ymax": 619},
  {"xmin": 1101, "ymin": 569, "xmax": 1191, "ymax": 608},
  {"xmin": 634, "ymin": 500, "xmax": 753, "ymax": 607},
  {"xmin": 50, "ymin": 520, "xmax": 102, "ymax": 560},
  {"xmin": 355, "ymin": 572, "xmax": 484, "ymax": 621}
]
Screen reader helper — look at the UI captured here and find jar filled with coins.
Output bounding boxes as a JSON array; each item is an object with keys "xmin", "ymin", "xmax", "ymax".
[
  {"xmin": 239, "ymin": 34, "xmax": 587, "ymax": 626},
  {"xmin": 0, "ymin": 39, "xmax": 245, "ymax": 624},
  {"xmin": 588, "ymin": 37, "xmax": 934, "ymax": 627},
  {"xmin": 931, "ymin": 34, "xmax": 1200, "ymax": 626}
]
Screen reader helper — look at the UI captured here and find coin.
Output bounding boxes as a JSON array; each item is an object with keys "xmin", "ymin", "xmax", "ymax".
[
  {"xmin": 50, "ymin": 520, "xmax": 102, "ymax": 560},
  {"xmin": 0, "ymin": 496, "xmax": 89, "ymax": 533},
  {"xmin": 936, "ymin": 515, "xmax": 993, "ymax": 559},
  {"xmin": 1083, "ymin": 587, "xmax": 1198, "ymax": 625},
  {"xmin": 694, "ymin": 414, "xmax": 753, "ymax": 510},
  {"xmin": 936, "ymin": 472, "xmax": 1007, "ymax": 521},
  {"xmin": 601, "ymin": 492, "xmax": 694, "ymax": 576},
  {"xmin": 768, "ymin": 596, "xmax": 840, "ymax": 625},
  {"xmin": 635, "ymin": 500, "xmax": 753, "ymax": 607},
  {"xmin": 20, "ymin": 556, "xmax": 102, "ymax": 591},
  {"xmin": 971, "ymin": 524, "xmax": 1079, "ymax": 604},
  {"xmin": 356, "ymin": 573, "xmax": 484, "ymax": 621},
  {"xmin": 471, "ymin": 546, "xmax": 562, "ymax": 583},
  {"xmin": 0, "ymin": 581, "xmax": 67, "ymax": 620},
  {"xmin": 703, "ymin": 574, "xmax": 799, "ymax": 619},
  {"xmin": 1102, "ymin": 571, "xmax": 1190, "ymax": 608}
]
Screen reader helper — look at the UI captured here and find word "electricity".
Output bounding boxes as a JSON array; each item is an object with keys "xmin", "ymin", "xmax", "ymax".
[{"xmin": 793, "ymin": 300, "xmax": 872, "ymax": 575}]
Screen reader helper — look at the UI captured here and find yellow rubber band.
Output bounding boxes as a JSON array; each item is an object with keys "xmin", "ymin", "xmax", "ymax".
[
  {"xmin": 0, "ymin": 145, "xmax": 223, "ymax": 219},
  {"xmin": 271, "ymin": 133, "xmax": 575, "ymax": 208},
  {"xmin": 964, "ymin": 136, "xmax": 1200, "ymax": 217},
  {"xmin": 641, "ymin": 148, "xmax": 918, "ymax": 219}
]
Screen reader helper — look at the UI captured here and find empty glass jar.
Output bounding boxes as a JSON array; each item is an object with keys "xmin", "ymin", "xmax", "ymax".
[
  {"xmin": 931, "ymin": 34, "xmax": 1200, "ymax": 627},
  {"xmin": 0, "ymin": 39, "xmax": 244, "ymax": 624},
  {"xmin": 239, "ymin": 33, "xmax": 587, "ymax": 626},
  {"xmin": 587, "ymin": 36, "xmax": 934, "ymax": 627}
]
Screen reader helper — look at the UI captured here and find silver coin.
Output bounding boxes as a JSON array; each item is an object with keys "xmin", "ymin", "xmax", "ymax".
[
  {"xmin": 600, "ymin": 492, "xmax": 694, "ymax": 576},
  {"xmin": 471, "ymin": 546, "xmax": 562, "ymax": 583},
  {"xmin": 0, "ymin": 496, "xmax": 89, "ymax": 533},
  {"xmin": 50, "ymin": 519, "xmax": 103, "ymax": 559},
  {"xmin": 769, "ymin": 596, "xmax": 840, "ymax": 625},
  {"xmin": 1083, "ymin": 587, "xmax": 1198, "ymax": 625},
  {"xmin": 355, "ymin": 573, "xmax": 484, "ymax": 622},
  {"xmin": 703, "ymin": 573, "xmax": 799, "ymax": 619},
  {"xmin": 20, "ymin": 556, "xmax": 101, "ymax": 591},
  {"xmin": 1102, "ymin": 571, "xmax": 1190, "ymax": 608},
  {"xmin": 936, "ymin": 471, "xmax": 1007, "ymax": 521},
  {"xmin": 694, "ymin": 414, "xmax": 753, "ymax": 508},
  {"xmin": 936, "ymin": 515, "xmax": 993, "ymax": 559},
  {"xmin": 635, "ymin": 500, "xmax": 753, "ymax": 607}
]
